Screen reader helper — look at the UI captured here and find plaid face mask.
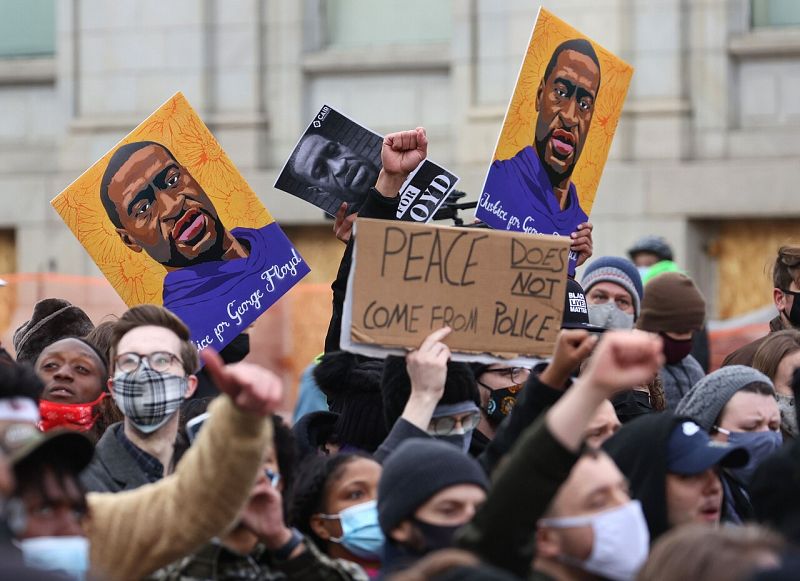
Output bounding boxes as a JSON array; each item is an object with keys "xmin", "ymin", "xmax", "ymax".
[{"xmin": 112, "ymin": 361, "xmax": 188, "ymax": 434}]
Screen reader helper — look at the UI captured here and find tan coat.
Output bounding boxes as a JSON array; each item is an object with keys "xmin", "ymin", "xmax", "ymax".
[{"xmin": 84, "ymin": 396, "xmax": 272, "ymax": 580}]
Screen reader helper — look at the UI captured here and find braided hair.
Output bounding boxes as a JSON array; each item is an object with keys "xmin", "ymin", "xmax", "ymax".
[{"xmin": 289, "ymin": 453, "xmax": 368, "ymax": 548}]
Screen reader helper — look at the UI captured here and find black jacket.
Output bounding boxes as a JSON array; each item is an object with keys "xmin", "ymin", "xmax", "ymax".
[{"xmin": 81, "ymin": 423, "xmax": 153, "ymax": 493}]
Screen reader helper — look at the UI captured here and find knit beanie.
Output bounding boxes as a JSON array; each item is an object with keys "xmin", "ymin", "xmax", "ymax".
[
  {"xmin": 581, "ymin": 256, "xmax": 644, "ymax": 319},
  {"xmin": 378, "ymin": 438, "xmax": 489, "ymax": 534},
  {"xmin": 636, "ymin": 272, "xmax": 706, "ymax": 333},
  {"xmin": 381, "ymin": 356, "xmax": 480, "ymax": 430},
  {"xmin": 313, "ymin": 352, "xmax": 387, "ymax": 453},
  {"xmin": 675, "ymin": 366, "xmax": 774, "ymax": 431},
  {"xmin": 13, "ymin": 299, "xmax": 95, "ymax": 365}
]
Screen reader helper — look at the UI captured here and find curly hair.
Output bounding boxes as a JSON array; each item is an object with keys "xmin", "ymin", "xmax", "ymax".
[{"xmin": 288, "ymin": 453, "xmax": 368, "ymax": 549}]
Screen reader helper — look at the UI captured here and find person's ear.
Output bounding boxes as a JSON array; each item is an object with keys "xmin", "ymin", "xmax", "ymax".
[
  {"xmin": 775, "ymin": 287, "xmax": 787, "ymax": 311},
  {"xmin": 390, "ymin": 520, "xmax": 413, "ymax": 544},
  {"xmin": 310, "ymin": 515, "xmax": 331, "ymax": 541},
  {"xmin": 535, "ymin": 525, "xmax": 563, "ymax": 560},
  {"xmin": 536, "ymin": 79, "xmax": 545, "ymax": 113},
  {"xmin": 107, "ymin": 376, "xmax": 115, "ymax": 394},
  {"xmin": 116, "ymin": 228, "xmax": 143, "ymax": 253},
  {"xmin": 185, "ymin": 374, "xmax": 198, "ymax": 399}
]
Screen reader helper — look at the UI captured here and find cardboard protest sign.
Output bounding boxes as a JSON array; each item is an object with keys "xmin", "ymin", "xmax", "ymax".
[
  {"xmin": 475, "ymin": 8, "xmax": 633, "ymax": 275},
  {"xmin": 275, "ymin": 105, "xmax": 458, "ymax": 220},
  {"xmin": 341, "ymin": 218, "xmax": 570, "ymax": 364},
  {"xmin": 51, "ymin": 92, "xmax": 309, "ymax": 354}
]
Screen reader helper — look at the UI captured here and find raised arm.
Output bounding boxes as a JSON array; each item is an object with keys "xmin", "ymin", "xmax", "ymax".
[{"xmin": 86, "ymin": 350, "xmax": 283, "ymax": 581}]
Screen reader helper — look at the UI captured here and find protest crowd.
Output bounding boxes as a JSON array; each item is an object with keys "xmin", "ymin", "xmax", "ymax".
[{"xmin": 3, "ymin": 123, "xmax": 800, "ymax": 581}]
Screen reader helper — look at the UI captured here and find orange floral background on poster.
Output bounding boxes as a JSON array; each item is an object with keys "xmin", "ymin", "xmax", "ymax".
[
  {"xmin": 493, "ymin": 8, "xmax": 633, "ymax": 215},
  {"xmin": 51, "ymin": 92, "xmax": 272, "ymax": 307}
]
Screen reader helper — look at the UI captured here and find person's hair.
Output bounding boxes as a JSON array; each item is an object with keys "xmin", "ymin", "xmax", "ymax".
[
  {"xmin": 99, "ymin": 141, "xmax": 178, "ymax": 228},
  {"xmin": 542, "ymin": 38, "xmax": 602, "ymax": 96},
  {"xmin": 0, "ymin": 363, "xmax": 44, "ymax": 402},
  {"xmin": 13, "ymin": 456, "xmax": 89, "ymax": 520},
  {"xmin": 87, "ymin": 396, "xmax": 124, "ymax": 444},
  {"xmin": 273, "ymin": 415, "xmax": 297, "ymax": 503},
  {"xmin": 753, "ymin": 329, "xmax": 800, "ymax": 383},
  {"xmin": 638, "ymin": 524, "xmax": 784, "ymax": 581},
  {"xmin": 289, "ymin": 452, "xmax": 369, "ymax": 548},
  {"xmin": 84, "ymin": 318, "xmax": 119, "ymax": 364},
  {"xmin": 773, "ymin": 245, "xmax": 800, "ymax": 291},
  {"xmin": 109, "ymin": 305, "xmax": 198, "ymax": 374}
]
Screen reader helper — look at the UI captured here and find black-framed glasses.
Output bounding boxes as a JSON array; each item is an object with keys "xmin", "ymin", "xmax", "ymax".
[
  {"xmin": 115, "ymin": 351, "xmax": 183, "ymax": 373},
  {"xmin": 483, "ymin": 366, "xmax": 530, "ymax": 385},
  {"xmin": 428, "ymin": 411, "xmax": 482, "ymax": 436}
]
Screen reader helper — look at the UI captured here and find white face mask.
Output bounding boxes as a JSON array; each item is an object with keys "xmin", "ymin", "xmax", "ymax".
[
  {"xmin": 539, "ymin": 500, "xmax": 649, "ymax": 581},
  {"xmin": 587, "ymin": 302, "xmax": 635, "ymax": 330},
  {"xmin": 18, "ymin": 535, "xmax": 90, "ymax": 580}
]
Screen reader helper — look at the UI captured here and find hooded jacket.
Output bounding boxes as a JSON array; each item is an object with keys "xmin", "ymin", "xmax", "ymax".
[{"xmin": 603, "ymin": 412, "xmax": 686, "ymax": 541}]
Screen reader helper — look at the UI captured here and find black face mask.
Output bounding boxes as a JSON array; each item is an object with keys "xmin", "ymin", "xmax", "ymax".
[
  {"xmin": 611, "ymin": 390, "xmax": 652, "ymax": 424},
  {"xmin": 411, "ymin": 517, "xmax": 462, "ymax": 554},
  {"xmin": 221, "ymin": 333, "xmax": 250, "ymax": 364},
  {"xmin": 782, "ymin": 289, "xmax": 800, "ymax": 327},
  {"xmin": 478, "ymin": 381, "xmax": 523, "ymax": 426}
]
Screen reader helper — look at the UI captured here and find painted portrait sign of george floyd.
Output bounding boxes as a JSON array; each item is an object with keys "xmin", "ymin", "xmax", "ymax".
[
  {"xmin": 475, "ymin": 8, "xmax": 633, "ymax": 275},
  {"xmin": 51, "ymin": 92, "xmax": 310, "ymax": 355},
  {"xmin": 341, "ymin": 218, "xmax": 571, "ymax": 365},
  {"xmin": 274, "ymin": 105, "xmax": 459, "ymax": 221}
]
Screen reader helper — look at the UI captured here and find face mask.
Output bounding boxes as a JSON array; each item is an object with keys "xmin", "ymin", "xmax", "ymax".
[
  {"xmin": 539, "ymin": 500, "xmax": 649, "ymax": 581},
  {"xmin": 222, "ymin": 333, "xmax": 250, "ymax": 364},
  {"xmin": 18, "ymin": 535, "xmax": 90, "ymax": 580},
  {"xmin": 322, "ymin": 500, "xmax": 384, "ymax": 560},
  {"xmin": 660, "ymin": 333, "xmax": 693, "ymax": 365},
  {"xmin": 112, "ymin": 362, "xmax": 188, "ymax": 434},
  {"xmin": 588, "ymin": 302, "xmax": 635, "ymax": 330},
  {"xmin": 436, "ymin": 427, "xmax": 474, "ymax": 454},
  {"xmin": 411, "ymin": 517, "xmax": 462, "ymax": 554},
  {"xmin": 611, "ymin": 390, "xmax": 652, "ymax": 424},
  {"xmin": 782, "ymin": 289, "xmax": 800, "ymax": 327},
  {"xmin": 637, "ymin": 266, "xmax": 650, "ymax": 282},
  {"xmin": 38, "ymin": 392, "xmax": 107, "ymax": 433},
  {"xmin": 478, "ymin": 381, "xmax": 522, "ymax": 426},
  {"xmin": 777, "ymin": 393, "xmax": 798, "ymax": 438},
  {"xmin": 718, "ymin": 429, "xmax": 783, "ymax": 485}
]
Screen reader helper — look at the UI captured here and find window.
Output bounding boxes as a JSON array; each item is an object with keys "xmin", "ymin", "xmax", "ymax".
[
  {"xmin": 324, "ymin": 0, "xmax": 451, "ymax": 47},
  {"xmin": 0, "ymin": 0, "xmax": 55, "ymax": 58},
  {"xmin": 752, "ymin": 0, "xmax": 800, "ymax": 28}
]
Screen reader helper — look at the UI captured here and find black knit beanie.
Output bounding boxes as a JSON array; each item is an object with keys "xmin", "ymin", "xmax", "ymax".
[
  {"xmin": 381, "ymin": 356, "xmax": 480, "ymax": 430},
  {"xmin": 313, "ymin": 352, "xmax": 387, "ymax": 453},
  {"xmin": 377, "ymin": 438, "xmax": 489, "ymax": 535}
]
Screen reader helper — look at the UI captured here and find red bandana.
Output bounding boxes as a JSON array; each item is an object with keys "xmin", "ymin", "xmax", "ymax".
[{"xmin": 38, "ymin": 392, "xmax": 107, "ymax": 432}]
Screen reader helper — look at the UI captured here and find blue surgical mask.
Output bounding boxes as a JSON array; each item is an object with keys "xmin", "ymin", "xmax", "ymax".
[
  {"xmin": 321, "ymin": 500, "xmax": 384, "ymax": 561},
  {"xmin": 717, "ymin": 428, "xmax": 783, "ymax": 485},
  {"xmin": 18, "ymin": 535, "xmax": 90, "ymax": 580},
  {"xmin": 436, "ymin": 428, "xmax": 475, "ymax": 453}
]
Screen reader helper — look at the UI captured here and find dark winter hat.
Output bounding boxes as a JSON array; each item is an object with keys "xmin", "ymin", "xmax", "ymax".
[
  {"xmin": 313, "ymin": 352, "xmax": 387, "ymax": 453},
  {"xmin": 13, "ymin": 299, "xmax": 94, "ymax": 364},
  {"xmin": 381, "ymin": 356, "xmax": 480, "ymax": 430},
  {"xmin": 378, "ymin": 438, "xmax": 489, "ymax": 535},
  {"xmin": 581, "ymin": 256, "xmax": 644, "ymax": 319},
  {"xmin": 628, "ymin": 235, "xmax": 674, "ymax": 262},
  {"xmin": 636, "ymin": 273, "xmax": 706, "ymax": 333},
  {"xmin": 560, "ymin": 278, "xmax": 606, "ymax": 332},
  {"xmin": 675, "ymin": 366, "xmax": 774, "ymax": 432}
]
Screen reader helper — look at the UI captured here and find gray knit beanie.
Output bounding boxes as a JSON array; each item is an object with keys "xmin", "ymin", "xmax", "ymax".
[{"xmin": 675, "ymin": 366, "xmax": 774, "ymax": 431}]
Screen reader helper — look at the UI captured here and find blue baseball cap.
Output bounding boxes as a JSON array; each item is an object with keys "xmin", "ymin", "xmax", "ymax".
[{"xmin": 666, "ymin": 420, "xmax": 749, "ymax": 476}]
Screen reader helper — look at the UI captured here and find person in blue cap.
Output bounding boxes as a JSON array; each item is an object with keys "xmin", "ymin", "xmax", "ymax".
[{"xmin": 604, "ymin": 412, "xmax": 749, "ymax": 542}]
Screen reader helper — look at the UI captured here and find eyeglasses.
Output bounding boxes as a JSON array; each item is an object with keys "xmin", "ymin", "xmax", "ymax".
[
  {"xmin": 428, "ymin": 411, "xmax": 482, "ymax": 436},
  {"xmin": 482, "ymin": 366, "xmax": 530, "ymax": 386},
  {"xmin": 115, "ymin": 351, "xmax": 183, "ymax": 373},
  {"xmin": 586, "ymin": 290, "xmax": 633, "ymax": 311}
]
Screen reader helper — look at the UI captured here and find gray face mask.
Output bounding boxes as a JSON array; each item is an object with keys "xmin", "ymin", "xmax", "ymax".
[
  {"xmin": 587, "ymin": 302, "xmax": 635, "ymax": 330},
  {"xmin": 777, "ymin": 393, "xmax": 798, "ymax": 438}
]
